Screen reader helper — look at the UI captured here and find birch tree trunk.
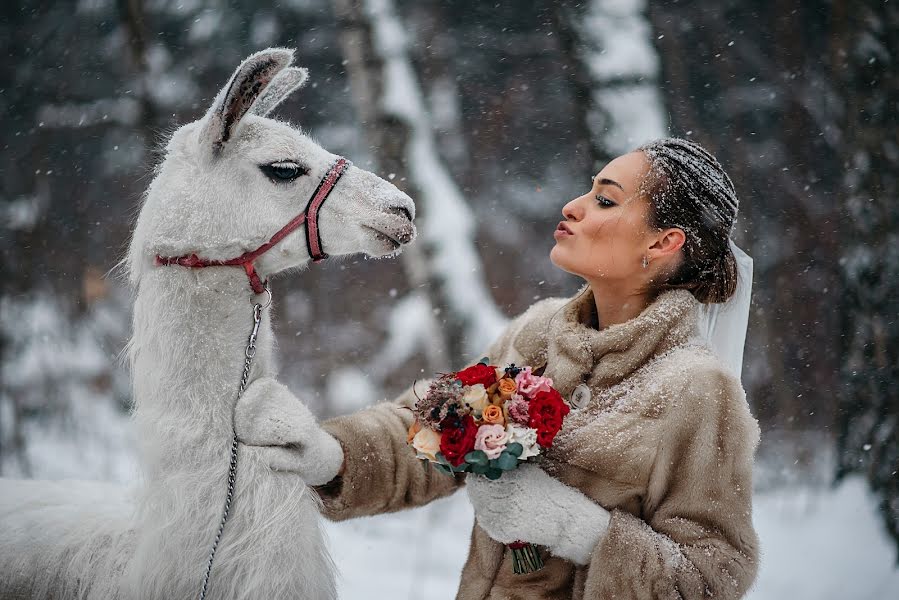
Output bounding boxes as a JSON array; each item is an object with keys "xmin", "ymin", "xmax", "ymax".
[
  {"xmin": 552, "ymin": 0, "xmax": 668, "ymax": 169},
  {"xmin": 332, "ymin": 0, "xmax": 506, "ymax": 372}
]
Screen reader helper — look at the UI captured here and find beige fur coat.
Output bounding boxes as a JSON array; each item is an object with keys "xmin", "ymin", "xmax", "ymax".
[{"xmin": 316, "ymin": 287, "xmax": 760, "ymax": 599}]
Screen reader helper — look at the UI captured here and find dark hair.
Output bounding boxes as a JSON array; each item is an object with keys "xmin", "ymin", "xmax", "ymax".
[{"xmin": 636, "ymin": 137, "xmax": 739, "ymax": 304}]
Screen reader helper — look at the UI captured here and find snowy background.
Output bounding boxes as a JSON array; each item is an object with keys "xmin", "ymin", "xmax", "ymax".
[{"xmin": 2, "ymin": 0, "xmax": 897, "ymax": 598}]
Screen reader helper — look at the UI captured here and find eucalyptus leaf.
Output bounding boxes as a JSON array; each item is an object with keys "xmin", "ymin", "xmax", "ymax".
[
  {"xmin": 471, "ymin": 462, "xmax": 490, "ymax": 475},
  {"xmin": 464, "ymin": 450, "xmax": 489, "ymax": 466},
  {"xmin": 452, "ymin": 461, "xmax": 470, "ymax": 473},
  {"xmin": 485, "ymin": 468, "xmax": 503, "ymax": 480},
  {"xmin": 505, "ymin": 442, "xmax": 523, "ymax": 457},
  {"xmin": 496, "ymin": 451, "xmax": 518, "ymax": 471},
  {"xmin": 435, "ymin": 463, "xmax": 453, "ymax": 475}
]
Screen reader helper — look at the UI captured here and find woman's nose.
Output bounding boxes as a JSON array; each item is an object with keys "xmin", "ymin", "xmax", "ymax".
[{"xmin": 562, "ymin": 196, "xmax": 584, "ymax": 221}]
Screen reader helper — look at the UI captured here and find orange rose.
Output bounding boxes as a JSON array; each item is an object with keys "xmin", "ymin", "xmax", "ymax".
[
  {"xmin": 482, "ymin": 404, "xmax": 505, "ymax": 425},
  {"xmin": 407, "ymin": 420, "xmax": 422, "ymax": 444},
  {"xmin": 497, "ymin": 377, "xmax": 518, "ymax": 400}
]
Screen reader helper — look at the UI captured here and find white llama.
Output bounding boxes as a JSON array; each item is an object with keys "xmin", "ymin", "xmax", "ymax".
[{"xmin": 0, "ymin": 47, "xmax": 416, "ymax": 599}]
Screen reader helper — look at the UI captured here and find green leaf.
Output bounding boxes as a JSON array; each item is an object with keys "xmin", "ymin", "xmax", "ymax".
[
  {"xmin": 478, "ymin": 357, "xmax": 490, "ymax": 365},
  {"xmin": 496, "ymin": 451, "xmax": 518, "ymax": 471},
  {"xmin": 485, "ymin": 468, "xmax": 503, "ymax": 480},
  {"xmin": 452, "ymin": 461, "xmax": 470, "ymax": 473},
  {"xmin": 505, "ymin": 442, "xmax": 523, "ymax": 457},
  {"xmin": 471, "ymin": 462, "xmax": 490, "ymax": 475},
  {"xmin": 435, "ymin": 452, "xmax": 450, "ymax": 467},
  {"xmin": 464, "ymin": 450, "xmax": 489, "ymax": 467},
  {"xmin": 434, "ymin": 463, "xmax": 453, "ymax": 475}
]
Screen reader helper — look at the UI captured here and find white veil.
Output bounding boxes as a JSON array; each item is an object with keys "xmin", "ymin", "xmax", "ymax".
[{"xmin": 695, "ymin": 239, "xmax": 753, "ymax": 380}]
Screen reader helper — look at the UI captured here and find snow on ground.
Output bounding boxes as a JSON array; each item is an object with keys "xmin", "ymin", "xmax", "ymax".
[
  {"xmin": 324, "ymin": 476, "xmax": 899, "ymax": 599},
  {"xmin": 747, "ymin": 477, "xmax": 899, "ymax": 600},
  {"xmin": 5, "ymin": 419, "xmax": 897, "ymax": 599},
  {"xmin": 325, "ymin": 494, "xmax": 473, "ymax": 599}
]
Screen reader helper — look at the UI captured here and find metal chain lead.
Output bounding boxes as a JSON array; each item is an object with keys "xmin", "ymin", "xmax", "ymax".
[{"xmin": 198, "ymin": 295, "xmax": 266, "ymax": 600}]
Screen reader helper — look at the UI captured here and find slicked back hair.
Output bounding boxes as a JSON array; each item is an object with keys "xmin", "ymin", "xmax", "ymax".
[{"xmin": 637, "ymin": 137, "xmax": 739, "ymax": 304}]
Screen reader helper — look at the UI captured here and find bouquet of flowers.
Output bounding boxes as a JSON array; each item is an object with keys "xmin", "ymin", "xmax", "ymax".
[{"xmin": 407, "ymin": 360, "xmax": 571, "ymax": 574}]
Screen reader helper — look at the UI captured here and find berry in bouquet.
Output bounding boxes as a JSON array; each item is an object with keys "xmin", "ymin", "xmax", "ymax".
[{"xmin": 407, "ymin": 360, "xmax": 571, "ymax": 574}]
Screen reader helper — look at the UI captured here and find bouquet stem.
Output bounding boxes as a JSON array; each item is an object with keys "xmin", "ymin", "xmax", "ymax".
[{"xmin": 508, "ymin": 541, "xmax": 544, "ymax": 574}]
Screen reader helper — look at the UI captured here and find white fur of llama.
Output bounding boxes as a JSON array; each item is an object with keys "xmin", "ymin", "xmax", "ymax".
[{"xmin": 0, "ymin": 47, "xmax": 416, "ymax": 599}]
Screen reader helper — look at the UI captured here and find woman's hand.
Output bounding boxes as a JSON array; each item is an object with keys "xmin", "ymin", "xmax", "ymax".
[
  {"xmin": 465, "ymin": 463, "xmax": 611, "ymax": 565},
  {"xmin": 234, "ymin": 377, "xmax": 344, "ymax": 486}
]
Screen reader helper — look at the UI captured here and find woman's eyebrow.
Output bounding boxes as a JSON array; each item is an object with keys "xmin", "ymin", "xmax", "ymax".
[{"xmin": 596, "ymin": 177, "xmax": 625, "ymax": 192}]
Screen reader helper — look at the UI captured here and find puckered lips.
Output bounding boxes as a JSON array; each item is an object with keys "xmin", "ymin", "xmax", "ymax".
[{"xmin": 553, "ymin": 221, "xmax": 574, "ymax": 239}]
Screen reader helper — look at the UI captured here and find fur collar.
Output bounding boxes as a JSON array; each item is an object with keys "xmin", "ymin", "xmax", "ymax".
[{"xmin": 517, "ymin": 286, "xmax": 699, "ymax": 398}]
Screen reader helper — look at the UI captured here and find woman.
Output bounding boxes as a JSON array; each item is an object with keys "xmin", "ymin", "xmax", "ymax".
[{"xmin": 244, "ymin": 137, "xmax": 760, "ymax": 599}]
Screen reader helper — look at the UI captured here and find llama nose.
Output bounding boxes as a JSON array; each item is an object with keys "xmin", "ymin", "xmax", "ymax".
[
  {"xmin": 387, "ymin": 205, "xmax": 413, "ymax": 222},
  {"xmin": 385, "ymin": 205, "xmax": 416, "ymax": 244},
  {"xmin": 396, "ymin": 227, "xmax": 415, "ymax": 244}
]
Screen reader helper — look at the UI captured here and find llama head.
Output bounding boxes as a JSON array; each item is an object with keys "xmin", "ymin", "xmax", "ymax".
[{"xmin": 128, "ymin": 47, "xmax": 415, "ymax": 287}]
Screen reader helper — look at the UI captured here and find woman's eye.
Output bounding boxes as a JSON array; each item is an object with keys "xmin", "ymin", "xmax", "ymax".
[
  {"xmin": 260, "ymin": 161, "xmax": 307, "ymax": 182},
  {"xmin": 596, "ymin": 194, "xmax": 615, "ymax": 207}
]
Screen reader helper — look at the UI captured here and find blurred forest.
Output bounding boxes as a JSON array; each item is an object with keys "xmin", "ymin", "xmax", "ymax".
[{"xmin": 1, "ymin": 0, "xmax": 896, "ymax": 555}]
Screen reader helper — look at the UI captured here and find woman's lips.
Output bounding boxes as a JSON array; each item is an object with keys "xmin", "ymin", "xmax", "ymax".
[{"xmin": 554, "ymin": 222, "xmax": 573, "ymax": 238}]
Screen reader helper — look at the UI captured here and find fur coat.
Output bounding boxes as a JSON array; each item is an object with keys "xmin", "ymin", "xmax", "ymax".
[{"xmin": 316, "ymin": 286, "xmax": 761, "ymax": 599}]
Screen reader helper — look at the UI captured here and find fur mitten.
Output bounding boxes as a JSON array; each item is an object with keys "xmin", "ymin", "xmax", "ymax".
[
  {"xmin": 235, "ymin": 377, "xmax": 343, "ymax": 486},
  {"xmin": 466, "ymin": 463, "xmax": 610, "ymax": 565}
]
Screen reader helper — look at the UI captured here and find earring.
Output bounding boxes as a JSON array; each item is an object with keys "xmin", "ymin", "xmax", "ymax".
[{"xmin": 641, "ymin": 256, "xmax": 649, "ymax": 269}]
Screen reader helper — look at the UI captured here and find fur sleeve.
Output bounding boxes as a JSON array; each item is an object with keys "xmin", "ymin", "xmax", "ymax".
[
  {"xmin": 582, "ymin": 367, "xmax": 761, "ymax": 599},
  {"xmin": 314, "ymin": 384, "xmax": 464, "ymax": 520},
  {"xmin": 313, "ymin": 300, "xmax": 555, "ymax": 520}
]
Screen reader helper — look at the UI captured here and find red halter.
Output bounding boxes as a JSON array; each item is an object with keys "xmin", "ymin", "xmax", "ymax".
[{"xmin": 155, "ymin": 157, "xmax": 351, "ymax": 294}]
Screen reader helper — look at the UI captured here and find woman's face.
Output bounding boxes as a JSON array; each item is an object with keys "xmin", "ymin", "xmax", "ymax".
[{"xmin": 550, "ymin": 151, "xmax": 664, "ymax": 286}]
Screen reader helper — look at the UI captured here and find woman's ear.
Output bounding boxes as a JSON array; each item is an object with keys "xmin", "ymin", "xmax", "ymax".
[{"xmin": 648, "ymin": 227, "xmax": 686, "ymax": 259}]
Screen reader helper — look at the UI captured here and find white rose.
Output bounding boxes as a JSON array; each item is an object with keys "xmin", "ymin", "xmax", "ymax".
[
  {"xmin": 506, "ymin": 425, "xmax": 541, "ymax": 460},
  {"xmin": 412, "ymin": 427, "xmax": 442, "ymax": 461},
  {"xmin": 462, "ymin": 383, "xmax": 489, "ymax": 416}
]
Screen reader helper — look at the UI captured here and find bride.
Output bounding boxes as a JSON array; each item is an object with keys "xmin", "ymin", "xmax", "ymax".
[{"xmin": 237, "ymin": 136, "xmax": 760, "ymax": 599}]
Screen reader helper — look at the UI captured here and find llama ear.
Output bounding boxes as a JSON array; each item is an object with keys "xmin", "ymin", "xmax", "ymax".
[
  {"xmin": 201, "ymin": 47, "xmax": 295, "ymax": 151},
  {"xmin": 250, "ymin": 67, "xmax": 309, "ymax": 117}
]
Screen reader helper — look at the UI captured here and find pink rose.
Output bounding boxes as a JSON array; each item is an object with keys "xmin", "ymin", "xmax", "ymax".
[
  {"xmin": 514, "ymin": 367, "xmax": 554, "ymax": 398},
  {"xmin": 506, "ymin": 394, "xmax": 530, "ymax": 425},
  {"xmin": 473, "ymin": 424, "xmax": 509, "ymax": 460}
]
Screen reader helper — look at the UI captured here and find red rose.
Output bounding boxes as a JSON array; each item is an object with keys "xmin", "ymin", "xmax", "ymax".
[
  {"xmin": 528, "ymin": 388, "xmax": 571, "ymax": 448},
  {"xmin": 439, "ymin": 414, "xmax": 478, "ymax": 466},
  {"xmin": 455, "ymin": 363, "xmax": 498, "ymax": 388}
]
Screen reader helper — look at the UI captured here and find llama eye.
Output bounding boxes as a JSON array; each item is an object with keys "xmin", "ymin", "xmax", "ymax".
[{"xmin": 260, "ymin": 161, "xmax": 307, "ymax": 182}]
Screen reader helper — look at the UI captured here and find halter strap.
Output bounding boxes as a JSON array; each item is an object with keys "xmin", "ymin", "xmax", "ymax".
[{"xmin": 155, "ymin": 157, "xmax": 351, "ymax": 294}]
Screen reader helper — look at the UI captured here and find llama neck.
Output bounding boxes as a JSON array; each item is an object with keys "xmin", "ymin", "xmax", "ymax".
[
  {"xmin": 130, "ymin": 266, "xmax": 277, "ymax": 479},
  {"xmin": 125, "ymin": 265, "xmax": 336, "ymax": 599}
]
